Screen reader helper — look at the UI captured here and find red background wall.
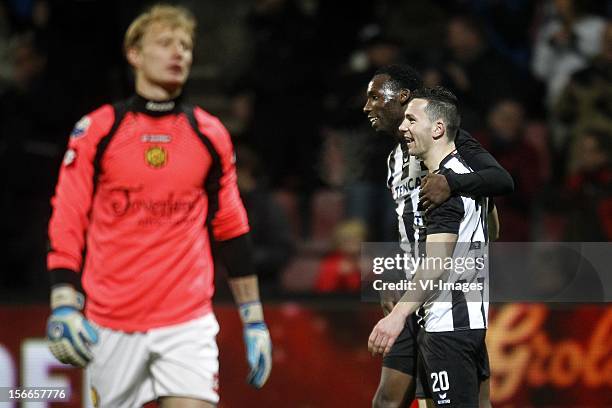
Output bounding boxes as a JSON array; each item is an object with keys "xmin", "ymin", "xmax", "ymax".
[{"xmin": 0, "ymin": 303, "xmax": 610, "ymax": 407}]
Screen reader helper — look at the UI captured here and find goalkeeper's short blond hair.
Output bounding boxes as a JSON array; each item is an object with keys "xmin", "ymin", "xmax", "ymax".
[{"xmin": 123, "ymin": 4, "xmax": 196, "ymax": 54}]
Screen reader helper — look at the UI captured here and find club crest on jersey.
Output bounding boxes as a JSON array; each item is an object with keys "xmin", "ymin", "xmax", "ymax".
[
  {"xmin": 70, "ymin": 116, "xmax": 91, "ymax": 138},
  {"xmin": 145, "ymin": 146, "xmax": 168, "ymax": 168}
]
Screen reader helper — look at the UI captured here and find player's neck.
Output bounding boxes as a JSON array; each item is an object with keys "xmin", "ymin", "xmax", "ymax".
[
  {"xmin": 423, "ymin": 141, "xmax": 456, "ymax": 171},
  {"xmin": 135, "ymin": 77, "xmax": 182, "ymax": 101}
]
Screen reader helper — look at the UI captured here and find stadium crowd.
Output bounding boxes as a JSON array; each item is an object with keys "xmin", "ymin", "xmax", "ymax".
[{"xmin": 0, "ymin": 0, "xmax": 610, "ymax": 299}]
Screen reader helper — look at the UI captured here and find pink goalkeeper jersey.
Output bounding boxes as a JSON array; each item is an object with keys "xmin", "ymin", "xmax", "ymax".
[{"xmin": 47, "ymin": 95, "xmax": 249, "ymax": 331}]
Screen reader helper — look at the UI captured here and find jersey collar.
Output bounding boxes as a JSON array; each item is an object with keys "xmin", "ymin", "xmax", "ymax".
[
  {"xmin": 434, "ymin": 150, "xmax": 459, "ymax": 173},
  {"xmin": 131, "ymin": 94, "xmax": 183, "ymax": 116}
]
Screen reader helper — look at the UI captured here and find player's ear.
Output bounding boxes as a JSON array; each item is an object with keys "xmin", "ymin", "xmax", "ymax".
[
  {"xmin": 126, "ymin": 46, "xmax": 141, "ymax": 69},
  {"xmin": 399, "ymin": 89, "xmax": 410, "ymax": 104},
  {"xmin": 433, "ymin": 120, "xmax": 445, "ymax": 140}
]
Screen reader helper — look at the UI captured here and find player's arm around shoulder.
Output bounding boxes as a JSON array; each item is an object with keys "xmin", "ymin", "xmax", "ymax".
[
  {"xmin": 453, "ymin": 130, "xmax": 514, "ymax": 195},
  {"xmin": 420, "ymin": 130, "xmax": 514, "ymax": 210}
]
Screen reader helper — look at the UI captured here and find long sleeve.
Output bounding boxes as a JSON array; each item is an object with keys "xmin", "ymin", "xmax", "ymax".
[
  {"xmin": 47, "ymin": 106, "xmax": 114, "ymax": 276},
  {"xmin": 194, "ymin": 107, "xmax": 250, "ymax": 241},
  {"xmin": 446, "ymin": 129, "xmax": 514, "ymax": 197}
]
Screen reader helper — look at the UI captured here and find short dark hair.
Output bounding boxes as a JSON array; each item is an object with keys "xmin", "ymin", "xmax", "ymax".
[
  {"xmin": 374, "ymin": 64, "xmax": 423, "ymax": 92},
  {"xmin": 411, "ymin": 86, "xmax": 461, "ymax": 139}
]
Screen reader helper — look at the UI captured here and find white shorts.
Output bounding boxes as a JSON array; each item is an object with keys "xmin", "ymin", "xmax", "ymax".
[{"xmin": 87, "ymin": 313, "xmax": 220, "ymax": 408}]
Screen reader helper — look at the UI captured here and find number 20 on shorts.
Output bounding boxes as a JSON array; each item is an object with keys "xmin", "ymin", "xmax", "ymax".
[{"xmin": 431, "ymin": 371, "xmax": 450, "ymax": 392}]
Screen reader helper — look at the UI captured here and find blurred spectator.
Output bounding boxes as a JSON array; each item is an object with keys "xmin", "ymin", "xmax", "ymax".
[
  {"xmin": 0, "ymin": 0, "xmax": 50, "ymax": 79},
  {"xmin": 314, "ymin": 219, "xmax": 366, "ymax": 293},
  {"xmin": 325, "ymin": 30, "xmax": 404, "ymax": 126},
  {"xmin": 444, "ymin": 0, "xmax": 538, "ymax": 71},
  {"xmin": 475, "ymin": 99, "xmax": 543, "ymax": 241},
  {"xmin": 320, "ymin": 32, "xmax": 403, "ymax": 241},
  {"xmin": 3, "ymin": 0, "xmax": 49, "ymax": 31},
  {"xmin": 423, "ymin": 15, "xmax": 525, "ymax": 131},
  {"xmin": 370, "ymin": 0, "xmax": 447, "ymax": 61},
  {"xmin": 0, "ymin": 31, "xmax": 59, "ymax": 294},
  {"xmin": 311, "ymin": 1, "xmax": 372, "ymax": 77},
  {"xmin": 236, "ymin": 145, "xmax": 294, "ymax": 293},
  {"xmin": 233, "ymin": 0, "xmax": 322, "ymax": 191},
  {"xmin": 0, "ymin": 31, "xmax": 64, "ymax": 190},
  {"xmin": 564, "ymin": 128, "xmax": 612, "ymax": 241},
  {"xmin": 554, "ymin": 20, "xmax": 612, "ymax": 156},
  {"xmin": 43, "ymin": 0, "xmax": 128, "ymax": 119},
  {"xmin": 9, "ymin": 31, "xmax": 45, "ymax": 91},
  {"xmin": 0, "ymin": 2, "xmax": 12, "ymax": 87},
  {"xmin": 532, "ymin": 0, "xmax": 606, "ymax": 108}
]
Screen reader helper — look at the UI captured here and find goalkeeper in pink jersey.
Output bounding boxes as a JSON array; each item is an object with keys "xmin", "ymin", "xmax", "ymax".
[{"xmin": 45, "ymin": 5, "xmax": 271, "ymax": 407}]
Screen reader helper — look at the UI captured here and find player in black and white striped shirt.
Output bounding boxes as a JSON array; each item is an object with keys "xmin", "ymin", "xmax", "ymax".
[
  {"xmin": 364, "ymin": 65, "xmax": 510, "ymax": 408},
  {"xmin": 370, "ymin": 87, "xmax": 491, "ymax": 407},
  {"xmin": 414, "ymin": 147, "xmax": 489, "ymax": 334}
]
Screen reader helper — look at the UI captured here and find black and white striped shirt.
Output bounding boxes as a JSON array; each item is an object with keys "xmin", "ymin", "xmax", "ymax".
[
  {"xmin": 387, "ymin": 147, "xmax": 489, "ymax": 332},
  {"xmin": 386, "ymin": 142, "xmax": 428, "ymax": 255}
]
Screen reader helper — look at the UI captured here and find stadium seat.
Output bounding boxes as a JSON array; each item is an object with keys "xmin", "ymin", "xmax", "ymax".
[
  {"xmin": 281, "ymin": 255, "xmax": 322, "ymax": 292},
  {"xmin": 272, "ymin": 189, "xmax": 302, "ymax": 239},
  {"xmin": 525, "ymin": 122, "xmax": 551, "ymax": 182},
  {"xmin": 310, "ymin": 189, "xmax": 345, "ymax": 242}
]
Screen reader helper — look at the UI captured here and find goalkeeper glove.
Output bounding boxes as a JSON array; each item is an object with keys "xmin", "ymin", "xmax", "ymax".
[
  {"xmin": 239, "ymin": 301, "xmax": 272, "ymax": 388},
  {"xmin": 46, "ymin": 285, "xmax": 98, "ymax": 368}
]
